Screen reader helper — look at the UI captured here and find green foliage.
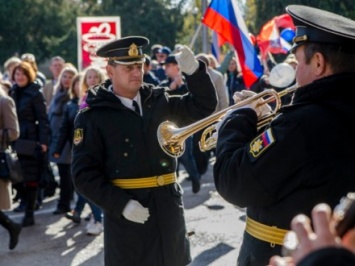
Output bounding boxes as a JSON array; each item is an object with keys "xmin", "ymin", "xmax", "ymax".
[
  {"xmin": 0, "ymin": 0, "xmax": 82, "ymax": 68},
  {"xmin": 0, "ymin": 0, "xmax": 188, "ymax": 69},
  {"xmin": 1, "ymin": 0, "xmax": 355, "ymax": 70},
  {"xmin": 97, "ymin": 0, "xmax": 188, "ymax": 53}
]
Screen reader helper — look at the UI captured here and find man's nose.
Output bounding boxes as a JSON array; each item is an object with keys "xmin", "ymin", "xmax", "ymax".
[{"xmin": 132, "ymin": 67, "xmax": 142, "ymax": 75}]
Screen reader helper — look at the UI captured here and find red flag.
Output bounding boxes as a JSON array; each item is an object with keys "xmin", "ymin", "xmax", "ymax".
[
  {"xmin": 256, "ymin": 14, "xmax": 295, "ymax": 60},
  {"xmin": 274, "ymin": 14, "xmax": 295, "ymax": 29}
]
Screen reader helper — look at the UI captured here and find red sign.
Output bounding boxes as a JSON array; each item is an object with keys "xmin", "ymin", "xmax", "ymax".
[{"xmin": 77, "ymin": 17, "xmax": 121, "ymax": 71}]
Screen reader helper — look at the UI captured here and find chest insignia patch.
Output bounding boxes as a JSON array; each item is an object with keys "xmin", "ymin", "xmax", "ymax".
[
  {"xmin": 249, "ymin": 128, "xmax": 275, "ymax": 158},
  {"xmin": 73, "ymin": 128, "xmax": 83, "ymax": 145}
]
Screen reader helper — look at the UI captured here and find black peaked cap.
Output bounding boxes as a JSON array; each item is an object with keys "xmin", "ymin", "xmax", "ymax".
[
  {"xmin": 96, "ymin": 36, "xmax": 149, "ymax": 64},
  {"xmin": 286, "ymin": 5, "xmax": 355, "ymax": 52}
]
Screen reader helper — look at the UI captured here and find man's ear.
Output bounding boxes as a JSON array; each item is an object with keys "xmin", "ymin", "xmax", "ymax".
[
  {"xmin": 106, "ymin": 64, "xmax": 113, "ymax": 78},
  {"xmin": 313, "ymin": 52, "xmax": 327, "ymax": 76}
]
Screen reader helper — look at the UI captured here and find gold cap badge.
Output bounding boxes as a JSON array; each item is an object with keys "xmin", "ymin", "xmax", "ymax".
[{"xmin": 128, "ymin": 43, "xmax": 139, "ymax": 56}]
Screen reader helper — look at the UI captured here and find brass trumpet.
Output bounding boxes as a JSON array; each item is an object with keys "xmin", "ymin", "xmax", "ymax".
[{"xmin": 157, "ymin": 84, "xmax": 298, "ymax": 158}]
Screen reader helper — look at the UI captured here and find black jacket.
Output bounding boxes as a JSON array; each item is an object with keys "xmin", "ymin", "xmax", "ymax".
[
  {"xmin": 54, "ymin": 97, "xmax": 79, "ymax": 154},
  {"xmin": 226, "ymin": 70, "xmax": 246, "ymax": 105},
  {"xmin": 143, "ymin": 71, "xmax": 160, "ymax": 86},
  {"xmin": 71, "ymin": 61, "xmax": 217, "ymax": 266},
  {"xmin": 159, "ymin": 77, "xmax": 189, "ymax": 96},
  {"xmin": 214, "ymin": 73, "xmax": 355, "ymax": 265},
  {"xmin": 9, "ymin": 82, "xmax": 50, "ymax": 182}
]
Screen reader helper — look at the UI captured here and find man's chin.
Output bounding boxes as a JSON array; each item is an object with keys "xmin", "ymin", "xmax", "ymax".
[{"xmin": 130, "ymin": 80, "xmax": 142, "ymax": 87}]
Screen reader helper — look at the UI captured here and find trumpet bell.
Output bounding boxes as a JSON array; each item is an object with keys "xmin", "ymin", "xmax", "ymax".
[{"xmin": 157, "ymin": 121, "xmax": 185, "ymax": 158}]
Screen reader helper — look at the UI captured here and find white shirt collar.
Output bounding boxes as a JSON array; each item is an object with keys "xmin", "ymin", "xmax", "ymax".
[{"xmin": 109, "ymin": 85, "xmax": 141, "ymax": 113}]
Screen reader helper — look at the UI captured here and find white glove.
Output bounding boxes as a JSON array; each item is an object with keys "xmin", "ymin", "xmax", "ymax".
[
  {"xmin": 175, "ymin": 45, "xmax": 199, "ymax": 75},
  {"xmin": 232, "ymin": 90, "xmax": 271, "ymax": 118},
  {"xmin": 122, "ymin": 199, "xmax": 150, "ymax": 224}
]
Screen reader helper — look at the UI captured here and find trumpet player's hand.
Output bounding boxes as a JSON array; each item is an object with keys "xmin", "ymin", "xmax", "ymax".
[
  {"xmin": 233, "ymin": 90, "xmax": 272, "ymax": 118},
  {"xmin": 175, "ymin": 45, "xmax": 199, "ymax": 75},
  {"xmin": 214, "ymin": 90, "xmax": 272, "ymax": 134}
]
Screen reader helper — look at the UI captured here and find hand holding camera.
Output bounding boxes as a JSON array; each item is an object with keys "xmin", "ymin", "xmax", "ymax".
[{"xmin": 269, "ymin": 193, "xmax": 355, "ymax": 266}]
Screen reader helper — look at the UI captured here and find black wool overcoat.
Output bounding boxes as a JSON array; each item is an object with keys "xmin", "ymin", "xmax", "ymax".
[{"xmin": 72, "ymin": 62, "xmax": 217, "ymax": 266}]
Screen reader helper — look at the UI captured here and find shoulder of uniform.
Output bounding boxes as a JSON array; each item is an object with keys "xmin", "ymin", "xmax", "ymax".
[{"xmin": 78, "ymin": 107, "xmax": 91, "ymax": 114}]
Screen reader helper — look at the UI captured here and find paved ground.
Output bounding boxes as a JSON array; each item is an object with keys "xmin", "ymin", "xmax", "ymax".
[{"xmin": 0, "ymin": 157, "xmax": 246, "ymax": 266}]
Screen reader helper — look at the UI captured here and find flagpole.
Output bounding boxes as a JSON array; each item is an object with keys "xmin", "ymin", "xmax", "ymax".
[
  {"xmin": 201, "ymin": 0, "xmax": 209, "ymax": 53},
  {"xmin": 189, "ymin": 23, "xmax": 203, "ymax": 51}
]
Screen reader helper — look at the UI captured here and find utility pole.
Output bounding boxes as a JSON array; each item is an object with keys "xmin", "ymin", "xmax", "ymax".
[
  {"xmin": 189, "ymin": 0, "xmax": 209, "ymax": 53},
  {"xmin": 201, "ymin": 0, "xmax": 209, "ymax": 53}
]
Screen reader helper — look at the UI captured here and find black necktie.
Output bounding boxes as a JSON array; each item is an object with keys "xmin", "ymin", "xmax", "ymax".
[{"xmin": 133, "ymin": 100, "xmax": 140, "ymax": 115}]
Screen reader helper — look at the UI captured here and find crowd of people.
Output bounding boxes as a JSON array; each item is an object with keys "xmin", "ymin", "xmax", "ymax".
[
  {"xmin": 0, "ymin": 52, "xmax": 108, "ymax": 247},
  {"xmin": 0, "ymin": 3, "xmax": 354, "ymax": 266}
]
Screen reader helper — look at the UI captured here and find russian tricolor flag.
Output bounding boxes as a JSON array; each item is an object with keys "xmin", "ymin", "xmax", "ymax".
[
  {"xmin": 202, "ymin": 0, "xmax": 263, "ymax": 88},
  {"xmin": 257, "ymin": 14, "xmax": 295, "ymax": 60},
  {"xmin": 211, "ymin": 31, "xmax": 220, "ymax": 62}
]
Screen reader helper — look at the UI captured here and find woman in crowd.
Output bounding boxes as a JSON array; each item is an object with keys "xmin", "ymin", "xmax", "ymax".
[
  {"xmin": 9, "ymin": 61, "xmax": 50, "ymax": 227},
  {"xmin": 20, "ymin": 53, "xmax": 46, "ymax": 88},
  {"xmin": 2, "ymin": 57, "xmax": 22, "ymax": 85},
  {"xmin": 48, "ymin": 64, "xmax": 78, "ymax": 215},
  {"xmin": 226, "ymin": 57, "xmax": 246, "ymax": 106},
  {"xmin": 0, "ymin": 81, "xmax": 22, "ymax": 249},
  {"xmin": 78, "ymin": 66, "xmax": 106, "ymax": 109},
  {"xmin": 53, "ymin": 73, "xmax": 103, "ymax": 235}
]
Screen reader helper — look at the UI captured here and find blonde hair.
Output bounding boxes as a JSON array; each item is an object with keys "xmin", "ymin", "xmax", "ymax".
[
  {"xmin": 207, "ymin": 53, "xmax": 220, "ymax": 69},
  {"xmin": 79, "ymin": 66, "xmax": 106, "ymax": 104},
  {"xmin": 4, "ymin": 56, "xmax": 21, "ymax": 71},
  {"xmin": 0, "ymin": 86, "xmax": 6, "ymax": 96},
  {"xmin": 0, "ymin": 80, "xmax": 12, "ymax": 95},
  {"xmin": 53, "ymin": 65, "xmax": 78, "ymax": 94},
  {"xmin": 21, "ymin": 53, "xmax": 39, "ymax": 72},
  {"xmin": 69, "ymin": 73, "xmax": 83, "ymax": 99}
]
